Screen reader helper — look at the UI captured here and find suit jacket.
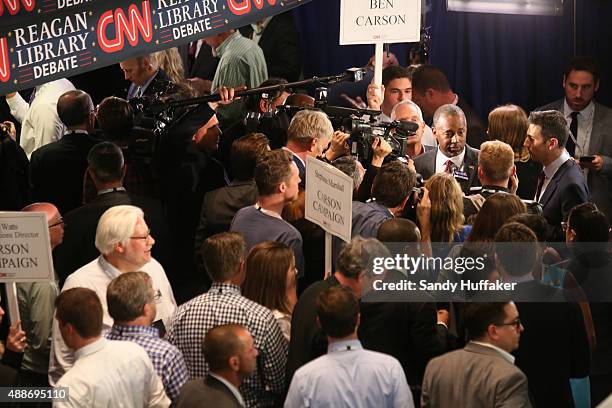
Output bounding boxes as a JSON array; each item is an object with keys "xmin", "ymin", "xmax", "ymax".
[
  {"xmin": 538, "ymin": 158, "xmax": 588, "ymax": 241},
  {"xmin": 30, "ymin": 131, "xmax": 98, "ymax": 215},
  {"xmin": 127, "ymin": 69, "xmax": 172, "ymax": 100},
  {"xmin": 421, "ymin": 342, "xmax": 532, "ymax": 408},
  {"xmin": 457, "ymin": 97, "xmax": 487, "ymax": 149},
  {"xmin": 179, "ymin": 42, "xmax": 219, "ymax": 81},
  {"xmin": 414, "ymin": 145, "xmax": 480, "ymax": 193},
  {"xmin": 54, "ymin": 190, "xmax": 170, "ymax": 285},
  {"xmin": 511, "ymin": 281, "xmax": 590, "ymax": 408},
  {"xmin": 286, "ymin": 275, "xmax": 340, "ymax": 387},
  {"xmin": 537, "ymin": 99, "xmax": 612, "ymax": 222},
  {"xmin": 175, "ymin": 376, "xmax": 242, "ymax": 408},
  {"xmin": 239, "ymin": 11, "xmax": 302, "ymax": 82}
]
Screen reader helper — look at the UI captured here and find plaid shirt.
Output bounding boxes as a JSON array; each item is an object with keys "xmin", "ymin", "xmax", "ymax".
[
  {"xmin": 167, "ymin": 283, "xmax": 287, "ymax": 408},
  {"xmin": 105, "ymin": 324, "xmax": 189, "ymax": 403}
]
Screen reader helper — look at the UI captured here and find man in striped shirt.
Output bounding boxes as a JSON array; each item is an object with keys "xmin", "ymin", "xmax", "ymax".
[
  {"xmin": 204, "ymin": 29, "xmax": 268, "ymax": 125},
  {"xmin": 106, "ymin": 271, "xmax": 189, "ymax": 403}
]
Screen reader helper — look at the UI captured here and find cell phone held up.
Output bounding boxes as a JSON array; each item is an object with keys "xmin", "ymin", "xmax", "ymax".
[{"xmin": 579, "ymin": 155, "xmax": 595, "ymax": 163}]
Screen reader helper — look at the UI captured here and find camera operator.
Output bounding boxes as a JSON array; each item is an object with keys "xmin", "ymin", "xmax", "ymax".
[
  {"xmin": 389, "ymin": 100, "xmax": 434, "ymax": 159},
  {"xmin": 284, "ymin": 109, "xmax": 350, "ymax": 185},
  {"xmin": 219, "ymin": 78, "xmax": 291, "ymax": 174}
]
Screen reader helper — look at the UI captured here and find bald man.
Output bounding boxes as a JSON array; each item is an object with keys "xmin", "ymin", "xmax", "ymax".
[{"xmin": 18, "ymin": 203, "xmax": 62, "ymax": 386}]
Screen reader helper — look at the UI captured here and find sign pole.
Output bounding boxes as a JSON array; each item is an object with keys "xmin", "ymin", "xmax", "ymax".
[
  {"xmin": 6, "ymin": 282, "xmax": 20, "ymax": 325},
  {"xmin": 325, "ymin": 232, "xmax": 333, "ymax": 278},
  {"xmin": 374, "ymin": 41, "xmax": 384, "ymax": 86}
]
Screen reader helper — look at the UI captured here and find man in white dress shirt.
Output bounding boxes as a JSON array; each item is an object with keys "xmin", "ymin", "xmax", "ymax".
[
  {"xmin": 49, "ymin": 205, "xmax": 177, "ymax": 385},
  {"xmin": 5, "ymin": 78, "xmax": 75, "ymax": 158},
  {"xmin": 55, "ymin": 287, "xmax": 169, "ymax": 407}
]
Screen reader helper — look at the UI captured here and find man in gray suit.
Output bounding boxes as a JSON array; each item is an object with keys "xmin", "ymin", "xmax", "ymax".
[
  {"xmin": 421, "ymin": 302, "xmax": 532, "ymax": 408},
  {"xmin": 536, "ymin": 56, "xmax": 612, "ymax": 222},
  {"xmin": 414, "ymin": 104, "xmax": 480, "ymax": 193},
  {"xmin": 176, "ymin": 324, "xmax": 257, "ymax": 408}
]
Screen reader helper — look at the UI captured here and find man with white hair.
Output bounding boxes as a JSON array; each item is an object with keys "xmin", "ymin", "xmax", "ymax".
[
  {"xmin": 49, "ymin": 205, "xmax": 177, "ymax": 385},
  {"xmin": 390, "ymin": 100, "xmax": 436, "ymax": 159},
  {"xmin": 284, "ymin": 110, "xmax": 348, "ymax": 183}
]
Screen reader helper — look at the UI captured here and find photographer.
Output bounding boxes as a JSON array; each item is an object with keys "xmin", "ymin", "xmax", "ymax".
[{"xmin": 284, "ymin": 109, "xmax": 350, "ymax": 184}]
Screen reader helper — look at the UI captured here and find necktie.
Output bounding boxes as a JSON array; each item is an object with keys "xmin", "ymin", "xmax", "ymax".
[
  {"xmin": 187, "ymin": 41, "xmax": 197, "ymax": 71},
  {"xmin": 444, "ymin": 160, "xmax": 454, "ymax": 174},
  {"xmin": 568, "ymin": 111, "xmax": 578, "ymax": 157},
  {"xmin": 535, "ymin": 171, "xmax": 546, "ymax": 201}
]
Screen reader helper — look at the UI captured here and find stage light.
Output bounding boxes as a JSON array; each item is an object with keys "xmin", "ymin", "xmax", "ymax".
[{"xmin": 447, "ymin": 0, "xmax": 563, "ymax": 16}]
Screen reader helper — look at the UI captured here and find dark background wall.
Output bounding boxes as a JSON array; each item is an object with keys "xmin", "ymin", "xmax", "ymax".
[{"xmin": 292, "ymin": 0, "xmax": 612, "ymax": 118}]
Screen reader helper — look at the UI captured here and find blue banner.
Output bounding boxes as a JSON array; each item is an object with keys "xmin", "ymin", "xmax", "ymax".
[{"xmin": 0, "ymin": 0, "xmax": 310, "ymax": 93}]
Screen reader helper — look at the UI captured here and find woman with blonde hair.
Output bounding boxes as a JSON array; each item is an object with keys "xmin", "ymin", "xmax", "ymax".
[
  {"xmin": 243, "ymin": 241, "xmax": 297, "ymax": 341},
  {"xmin": 487, "ymin": 104, "xmax": 541, "ymax": 199},
  {"xmin": 425, "ymin": 172, "xmax": 470, "ymax": 243},
  {"xmin": 153, "ymin": 47, "xmax": 185, "ymax": 85}
]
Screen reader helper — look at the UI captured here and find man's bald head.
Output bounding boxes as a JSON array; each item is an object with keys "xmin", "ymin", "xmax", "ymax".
[
  {"xmin": 22, "ymin": 203, "xmax": 63, "ymax": 248},
  {"xmin": 57, "ymin": 90, "xmax": 94, "ymax": 130}
]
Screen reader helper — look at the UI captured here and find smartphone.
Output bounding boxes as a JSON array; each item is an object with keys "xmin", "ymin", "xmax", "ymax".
[{"xmin": 579, "ymin": 155, "xmax": 595, "ymax": 163}]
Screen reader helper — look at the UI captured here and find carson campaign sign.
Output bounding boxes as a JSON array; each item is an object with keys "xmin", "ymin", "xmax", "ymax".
[
  {"xmin": 0, "ymin": 0, "xmax": 311, "ymax": 94},
  {"xmin": 0, "ymin": 212, "xmax": 54, "ymax": 282}
]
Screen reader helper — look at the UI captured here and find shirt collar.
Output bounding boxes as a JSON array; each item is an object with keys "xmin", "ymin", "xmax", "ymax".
[
  {"xmin": 97, "ymin": 187, "xmax": 127, "ymax": 196},
  {"xmin": 110, "ymin": 324, "xmax": 158, "ymax": 338},
  {"xmin": 209, "ymin": 282, "xmax": 242, "ymax": 295},
  {"xmin": 327, "ymin": 339, "xmax": 363, "ymax": 354},
  {"xmin": 436, "ymin": 147, "xmax": 466, "ymax": 170},
  {"xmin": 563, "ymin": 99, "xmax": 595, "ymax": 119},
  {"xmin": 216, "ymin": 31, "xmax": 241, "ymax": 57},
  {"xmin": 470, "ymin": 340, "xmax": 515, "ymax": 364},
  {"xmin": 98, "ymin": 255, "xmax": 123, "ymax": 280},
  {"xmin": 64, "ymin": 129, "xmax": 89, "ymax": 136},
  {"xmin": 139, "ymin": 69, "xmax": 159, "ymax": 95},
  {"xmin": 209, "ymin": 373, "xmax": 246, "ymax": 407},
  {"xmin": 75, "ymin": 337, "xmax": 106, "ymax": 360},
  {"xmin": 282, "ymin": 146, "xmax": 305, "ymax": 167},
  {"xmin": 543, "ymin": 149, "xmax": 570, "ymax": 180}
]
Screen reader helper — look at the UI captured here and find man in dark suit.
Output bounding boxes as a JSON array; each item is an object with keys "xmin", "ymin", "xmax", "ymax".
[
  {"xmin": 239, "ymin": 11, "xmax": 302, "ymax": 82},
  {"xmin": 180, "ymin": 40, "xmax": 219, "ymax": 82},
  {"xmin": 30, "ymin": 90, "xmax": 98, "ymax": 215},
  {"xmin": 119, "ymin": 55, "xmax": 172, "ymax": 99},
  {"xmin": 176, "ymin": 324, "xmax": 256, "ymax": 408},
  {"xmin": 55, "ymin": 142, "xmax": 169, "ymax": 286},
  {"xmin": 524, "ymin": 110, "xmax": 589, "ymax": 241},
  {"xmin": 414, "ymin": 104, "xmax": 480, "ymax": 193},
  {"xmin": 411, "ymin": 64, "xmax": 487, "ymax": 148},
  {"xmin": 495, "ymin": 222, "xmax": 590, "ymax": 408},
  {"xmin": 535, "ymin": 56, "xmax": 612, "ymax": 223},
  {"xmin": 286, "ymin": 237, "xmax": 386, "ymax": 387}
]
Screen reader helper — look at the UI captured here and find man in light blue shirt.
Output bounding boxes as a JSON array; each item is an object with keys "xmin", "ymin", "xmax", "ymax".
[{"xmin": 285, "ymin": 286, "xmax": 413, "ymax": 408}]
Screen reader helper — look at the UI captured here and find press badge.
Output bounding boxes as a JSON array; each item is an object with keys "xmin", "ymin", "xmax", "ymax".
[{"xmin": 453, "ymin": 169, "xmax": 469, "ymax": 180}]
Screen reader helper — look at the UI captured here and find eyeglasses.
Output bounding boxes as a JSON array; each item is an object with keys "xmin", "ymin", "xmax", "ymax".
[
  {"xmin": 498, "ymin": 318, "xmax": 522, "ymax": 330},
  {"xmin": 130, "ymin": 229, "xmax": 151, "ymax": 240},
  {"xmin": 49, "ymin": 218, "xmax": 64, "ymax": 229}
]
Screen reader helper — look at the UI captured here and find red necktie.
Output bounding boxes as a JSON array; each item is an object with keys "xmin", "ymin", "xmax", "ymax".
[{"xmin": 444, "ymin": 160, "xmax": 454, "ymax": 174}]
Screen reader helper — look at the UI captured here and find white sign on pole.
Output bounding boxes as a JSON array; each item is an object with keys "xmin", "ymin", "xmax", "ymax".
[
  {"xmin": 339, "ymin": 0, "xmax": 422, "ymax": 45},
  {"xmin": 0, "ymin": 212, "xmax": 54, "ymax": 282},
  {"xmin": 305, "ymin": 157, "xmax": 353, "ymax": 243}
]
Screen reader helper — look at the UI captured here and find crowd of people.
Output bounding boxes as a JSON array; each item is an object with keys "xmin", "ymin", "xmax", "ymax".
[{"xmin": 0, "ymin": 10, "xmax": 611, "ymax": 408}]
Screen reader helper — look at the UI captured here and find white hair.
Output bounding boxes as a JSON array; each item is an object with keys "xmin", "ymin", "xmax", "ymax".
[
  {"xmin": 390, "ymin": 100, "xmax": 424, "ymax": 122},
  {"xmin": 287, "ymin": 110, "xmax": 334, "ymax": 146},
  {"xmin": 95, "ymin": 205, "xmax": 144, "ymax": 255}
]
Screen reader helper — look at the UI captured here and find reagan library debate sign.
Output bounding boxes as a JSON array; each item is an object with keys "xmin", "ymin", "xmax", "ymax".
[{"xmin": 0, "ymin": 0, "xmax": 311, "ymax": 94}]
